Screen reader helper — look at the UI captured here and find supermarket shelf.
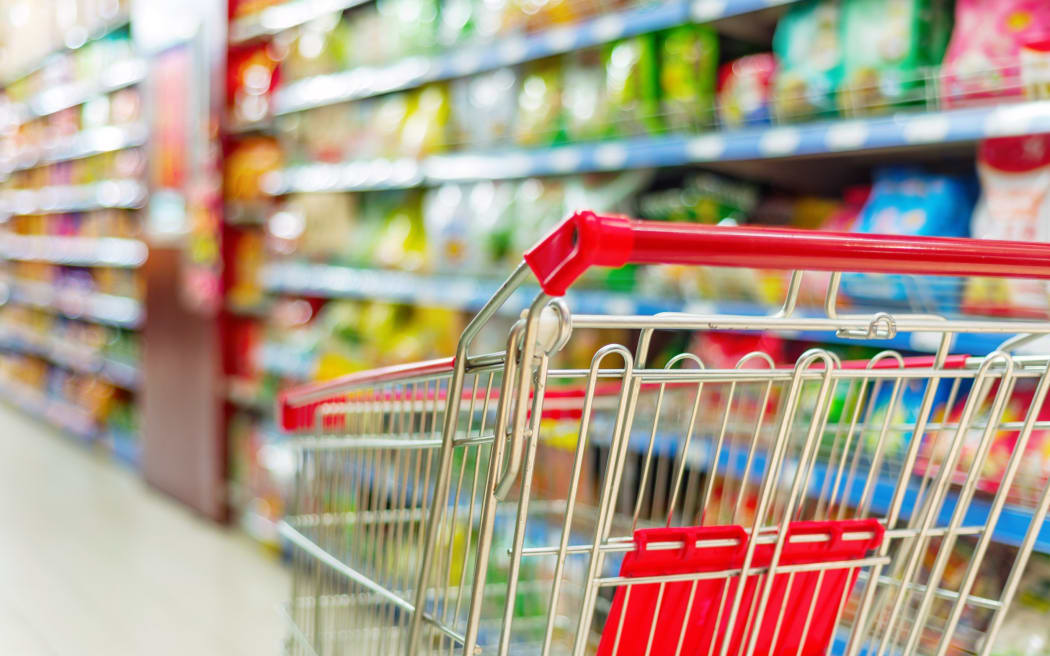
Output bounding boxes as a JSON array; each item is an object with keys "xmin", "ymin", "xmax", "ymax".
[
  {"xmin": 1, "ymin": 13, "xmax": 131, "ymax": 87},
  {"xmin": 260, "ymin": 261, "xmax": 1012, "ymax": 355},
  {"xmin": 271, "ymin": 0, "xmax": 796, "ymax": 116},
  {"xmin": 2, "ymin": 123, "xmax": 149, "ymax": 173},
  {"xmin": 264, "ymin": 101, "xmax": 1050, "ymax": 192},
  {"xmin": 0, "ymin": 234, "xmax": 148, "ymax": 268},
  {"xmin": 0, "ymin": 180, "xmax": 148, "ymax": 215},
  {"xmin": 0, "ymin": 329, "xmax": 139, "ymax": 390},
  {"xmin": 0, "ymin": 378, "xmax": 97, "ymax": 442},
  {"xmin": 261, "ymin": 158, "xmax": 423, "ymax": 195},
  {"xmin": 9, "ymin": 58, "xmax": 147, "ymax": 125},
  {"xmin": 624, "ymin": 434, "xmax": 1050, "ymax": 554},
  {"xmin": 229, "ymin": 0, "xmax": 372, "ymax": 44},
  {"xmin": 6, "ymin": 279, "xmax": 143, "ymax": 328}
]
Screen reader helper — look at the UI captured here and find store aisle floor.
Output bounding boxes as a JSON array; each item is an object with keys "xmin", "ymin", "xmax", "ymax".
[{"xmin": 0, "ymin": 406, "xmax": 289, "ymax": 656}]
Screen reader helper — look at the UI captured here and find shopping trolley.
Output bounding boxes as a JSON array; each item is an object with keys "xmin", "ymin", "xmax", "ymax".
[{"xmin": 277, "ymin": 211, "xmax": 1050, "ymax": 656}]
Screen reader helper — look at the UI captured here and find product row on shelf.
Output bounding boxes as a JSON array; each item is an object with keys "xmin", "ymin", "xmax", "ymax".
[
  {"xmin": 0, "ymin": 350, "xmax": 139, "ymax": 460},
  {"xmin": 0, "ymin": 3, "xmax": 147, "ymax": 468},
  {"xmin": 0, "ymin": 0, "xmax": 131, "ymax": 87},
  {"xmin": 230, "ymin": 0, "xmax": 1050, "ymax": 132},
  {"xmin": 229, "ymin": 135, "xmax": 1050, "ymax": 322}
]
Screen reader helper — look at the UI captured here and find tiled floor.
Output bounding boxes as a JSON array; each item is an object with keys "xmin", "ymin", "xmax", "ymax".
[{"xmin": 0, "ymin": 406, "xmax": 289, "ymax": 656}]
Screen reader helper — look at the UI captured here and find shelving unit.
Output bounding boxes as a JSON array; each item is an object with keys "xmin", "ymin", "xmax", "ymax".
[
  {"xmin": 262, "ymin": 101, "xmax": 1050, "ymax": 194},
  {"xmin": 0, "ymin": 3, "xmax": 146, "ymax": 464},
  {"xmin": 224, "ymin": 1, "xmax": 1050, "ymax": 611}
]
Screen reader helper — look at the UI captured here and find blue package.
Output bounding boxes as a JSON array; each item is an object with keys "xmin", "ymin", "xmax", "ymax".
[{"xmin": 841, "ymin": 167, "xmax": 978, "ymax": 314}]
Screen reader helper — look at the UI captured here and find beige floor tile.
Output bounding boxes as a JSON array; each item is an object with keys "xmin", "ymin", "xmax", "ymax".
[{"xmin": 0, "ymin": 405, "xmax": 289, "ymax": 656}]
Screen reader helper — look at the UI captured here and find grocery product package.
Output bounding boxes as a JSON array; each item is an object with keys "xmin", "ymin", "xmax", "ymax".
[
  {"xmin": 450, "ymin": 68, "xmax": 518, "ymax": 148},
  {"xmin": 772, "ymin": 0, "xmax": 843, "ymax": 122},
  {"xmin": 605, "ymin": 35, "xmax": 662, "ymax": 137},
  {"xmin": 837, "ymin": 0, "xmax": 953, "ymax": 115},
  {"xmin": 840, "ymin": 166, "xmax": 977, "ymax": 313},
  {"xmin": 718, "ymin": 53, "xmax": 777, "ymax": 128},
  {"xmin": 986, "ymin": 555, "xmax": 1050, "ymax": 655},
  {"xmin": 636, "ymin": 174, "xmax": 765, "ymax": 303},
  {"xmin": 269, "ymin": 193, "xmax": 358, "ymax": 261},
  {"xmin": 563, "ymin": 48, "xmax": 611, "ymax": 142},
  {"xmin": 658, "ymin": 24, "xmax": 719, "ymax": 131},
  {"xmin": 423, "ymin": 182, "xmax": 516, "ymax": 275},
  {"xmin": 964, "ymin": 134, "xmax": 1050, "ymax": 316},
  {"xmin": 941, "ymin": 0, "xmax": 1050, "ymax": 108},
  {"xmin": 400, "ymin": 84, "xmax": 451, "ymax": 158},
  {"xmin": 921, "ymin": 380, "xmax": 1050, "ymax": 506},
  {"xmin": 513, "ymin": 58, "xmax": 564, "ymax": 146}
]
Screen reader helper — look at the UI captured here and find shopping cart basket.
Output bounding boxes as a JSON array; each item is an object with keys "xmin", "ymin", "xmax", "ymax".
[{"xmin": 278, "ymin": 211, "xmax": 1050, "ymax": 656}]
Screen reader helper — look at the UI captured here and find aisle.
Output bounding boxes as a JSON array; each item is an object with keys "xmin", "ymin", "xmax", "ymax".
[{"xmin": 0, "ymin": 406, "xmax": 289, "ymax": 656}]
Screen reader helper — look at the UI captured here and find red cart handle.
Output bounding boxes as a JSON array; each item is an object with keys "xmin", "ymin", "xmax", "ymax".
[{"xmin": 525, "ymin": 211, "xmax": 1050, "ymax": 296}]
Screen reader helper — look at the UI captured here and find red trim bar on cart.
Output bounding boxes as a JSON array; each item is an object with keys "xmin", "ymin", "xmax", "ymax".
[
  {"xmin": 277, "ymin": 356, "xmax": 455, "ymax": 432},
  {"xmin": 525, "ymin": 211, "xmax": 1050, "ymax": 296},
  {"xmin": 278, "ymin": 354, "xmax": 969, "ymax": 433}
]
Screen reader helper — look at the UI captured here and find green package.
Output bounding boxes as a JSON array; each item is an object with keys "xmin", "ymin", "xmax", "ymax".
[
  {"xmin": 513, "ymin": 59, "xmax": 565, "ymax": 147},
  {"xmin": 563, "ymin": 48, "xmax": 611, "ymax": 142},
  {"xmin": 837, "ymin": 0, "xmax": 954, "ymax": 115},
  {"xmin": 772, "ymin": 0, "xmax": 844, "ymax": 122},
  {"xmin": 605, "ymin": 35, "xmax": 662, "ymax": 137},
  {"xmin": 659, "ymin": 24, "xmax": 719, "ymax": 132}
]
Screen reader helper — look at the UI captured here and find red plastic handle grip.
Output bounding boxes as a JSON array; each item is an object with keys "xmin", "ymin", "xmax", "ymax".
[{"xmin": 524, "ymin": 211, "xmax": 1050, "ymax": 296}]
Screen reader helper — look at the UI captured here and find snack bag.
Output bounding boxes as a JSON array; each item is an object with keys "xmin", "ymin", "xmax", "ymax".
[
  {"xmin": 466, "ymin": 180, "xmax": 516, "ymax": 274},
  {"xmin": 400, "ymin": 84, "xmax": 450, "ymax": 158},
  {"xmin": 838, "ymin": 0, "xmax": 953, "ymax": 115},
  {"xmin": 718, "ymin": 53, "xmax": 776, "ymax": 128},
  {"xmin": 772, "ymin": 0, "xmax": 843, "ymax": 122},
  {"xmin": 275, "ymin": 193, "xmax": 358, "ymax": 261},
  {"xmin": 922, "ymin": 383, "xmax": 1050, "ymax": 507},
  {"xmin": 450, "ymin": 67, "xmax": 518, "ymax": 148},
  {"xmin": 423, "ymin": 183, "xmax": 471, "ymax": 273},
  {"xmin": 374, "ymin": 191, "xmax": 427, "ymax": 271},
  {"xmin": 964, "ymin": 134, "xmax": 1050, "ymax": 316},
  {"xmin": 563, "ymin": 48, "xmax": 610, "ymax": 142},
  {"xmin": 605, "ymin": 35, "xmax": 662, "ymax": 136},
  {"xmin": 841, "ymin": 167, "xmax": 976, "ymax": 313},
  {"xmin": 659, "ymin": 24, "xmax": 719, "ymax": 131},
  {"xmin": 513, "ymin": 58, "xmax": 564, "ymax": 146},
  {"xmin": 377, "ymin": 0, "xmax": 439, "ymax": 56},
  {"xmin": 941, "ymin": 0, "xmax": 1050, "ymax": 108}
]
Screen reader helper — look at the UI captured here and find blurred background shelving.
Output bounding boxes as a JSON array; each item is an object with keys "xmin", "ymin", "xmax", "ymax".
[
  {"xmin": 220, "ymin": 0, "xmax": 1050, "ymax": 564},
  {"xmin": 4, "ymin": 1, "xmax": 1050, "ymax": 639},
  {"xmin": 0, "ymin": 0, "xmax": 145, "ymax": 466}
]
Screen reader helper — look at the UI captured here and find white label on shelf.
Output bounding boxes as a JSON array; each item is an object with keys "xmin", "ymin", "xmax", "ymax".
[
  {"xmin": 545, "ymin": 26, "xmax": 579, "ymax": 52},
  {"xmin": 591, "ymin": 15, "xmax": 626, "ymax": 42},
  {"xmin": 549, "ymin": 148, "xmax": 583, "ymax": 173},
  {"xmin": 759, "ymin": 127, "xmax": 802, "ymax": 156},
  {"xmin": 909, "ymin": 332, "xmax": 944, "ymax": 352},
  {"xmin": 451, "ymin": 51, "xmax": 483, "ymax": 76},
  {"xmin": 686, "ymin": 135, "xmax": 726, "ymax": 160},
  {"xmin": 499, "ymin": 37, "xmax": 529, "ymax": 65},
  {"xmin": 825, "ymin": 121, "xmax": 869, "ymax": 151},
  {"xmin": 684, "ymin": 301, "xmax": 716, "ymax": 315},
  {"xmin": 692, "ymin": 0, "xmax": 729, "ymax": 20},
  {"xmin": 902, "ymin": 115, "xmax": 950, "ymax": 144},
  {"xmin": 983, "ymin": 103, "xmax": 1044, "ymax": 138},
  {"xmin": 501, "ymin": 153, "xmax": 535, "ymax": 179},
  {"xmin": 594, "ymin": 143, "xmax": 629, "ymax": 169}
]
